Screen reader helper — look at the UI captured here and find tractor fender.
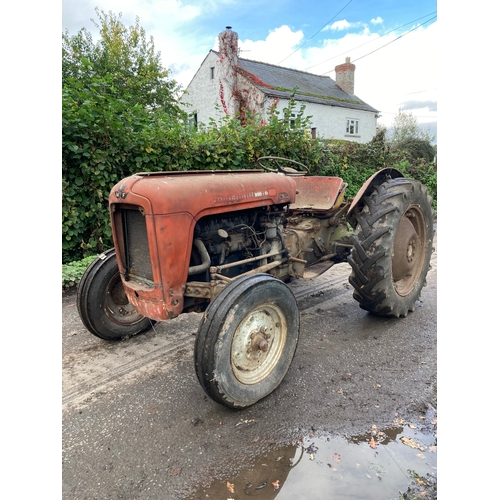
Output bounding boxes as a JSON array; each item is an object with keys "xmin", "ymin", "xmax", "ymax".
[{"xmin": 347, "ymin": 167, "xmax": 405, "ymax": 225}]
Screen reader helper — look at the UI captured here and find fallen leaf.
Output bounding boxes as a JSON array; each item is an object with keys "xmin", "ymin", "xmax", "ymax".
[
  {"xmin": 272, "ymin": 480, "xmax": 280, "ymax": 490},
  {"xmin": 170, "ymin": 467, "xmax": 181, "ymax": 476},
  {"xmin": 226, "ymin": 482, "xmax": 235, "ymax": 494},
  {"xmin": 309, "ymin": 453, "xmax": 315, "ymax": 460},
  {"xmin": 369, "ymin": 437, "xmax": 377, "ymax": 449},
  {"xmin": 330, "ymin": 453, "xmax": 341, "ymax": 462},
  {"xmin": 409, "ymin": 424, "xmax": 416, "ymax": 429},
  {"xmin": 416, "ymin": 453, "xmax": 426, "ymax": 459},
  {"xmin": 401, "ymin": 436, "xmax": 426, "ymax": 451},
  {"xmin": 236, "ymin": 419, "xmax": 255, "ymax": 426}
]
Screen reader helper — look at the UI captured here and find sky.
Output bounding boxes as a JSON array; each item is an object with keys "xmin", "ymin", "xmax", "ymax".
[{"xmin": 62, "ymin": 0, "xmax": 438, "ymax": 138}]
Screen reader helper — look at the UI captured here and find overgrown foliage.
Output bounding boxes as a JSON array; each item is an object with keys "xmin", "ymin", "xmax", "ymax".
[
  {"xmin": 62, "ymin": 9, "xmax": 184, "ymax": 263},
  {"xmin": 62, "ymin": 8, "xmax": 183, "ymax": 113},
  {"xmin": 391, "ymin": 137, "xmax": 435, "ymax": 165},
  {"xmin": 389, "ymin": 109, "xmax": 435, "ymax": 144},
  {"xmin": 62, "ymin": 254, "xmax": 98, "ymax": 290}
]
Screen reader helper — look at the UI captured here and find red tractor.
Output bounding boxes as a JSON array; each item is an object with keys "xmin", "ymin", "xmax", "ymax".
[{"xmin": 77, "ymin": 157, "xmax": 434, "ymax": 408}]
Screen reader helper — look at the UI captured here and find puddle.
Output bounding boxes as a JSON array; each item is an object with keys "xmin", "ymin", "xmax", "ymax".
[{"xmin": 188, "ymin": 421, "xmax": 437, "ymax": 499}]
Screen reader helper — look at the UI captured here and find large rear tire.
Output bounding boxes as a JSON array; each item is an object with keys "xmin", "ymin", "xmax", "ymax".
[
  {"xmin": 194, "ymin": 274, "xmax": 300, "ymax": 408},
  {"xmin": 77, "ymin": 249, "xmax": 155, "ymax": 341},
  {"xmin": 347, "ymin": 178, "xmax": 434, "ymax": 317}
]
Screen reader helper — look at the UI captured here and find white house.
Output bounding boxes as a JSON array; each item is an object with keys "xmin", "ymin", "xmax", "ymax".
[{"xmin": 181, "ymin": 27, "xmax": 379, "ymax": 143}]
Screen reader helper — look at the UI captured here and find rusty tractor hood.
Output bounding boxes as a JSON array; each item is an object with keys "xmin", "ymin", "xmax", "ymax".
[{"xmin": 109, "ymin": 170, "xmax": 297, "ymax": 217}]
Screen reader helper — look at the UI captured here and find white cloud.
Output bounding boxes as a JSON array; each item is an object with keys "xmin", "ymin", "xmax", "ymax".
[
  {"xmin": 325, "ymin": 20, "xmax": 352, "ymax": 31},
  {"xmin": 238, "ymin": 26, "xmax": 305, "ymax": 68},
  {"xmin": 370, "ymin": 17, "xmax": 383, "ymax": 25},
  {"xmin": 299, "ymin": 22, "xmax": 438, "ymax": 128}
]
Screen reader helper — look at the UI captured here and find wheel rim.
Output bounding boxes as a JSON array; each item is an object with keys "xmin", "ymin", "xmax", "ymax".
[
  {"xmin": 231, "ymin": 304, "xmax": 287, "ymax": 385},
  {"xmin": 104, "ymin": 274, "xmax": 145, "ymax": 326},
  {"xmin": 392, "ymin": 205, "xmax": 427, "ymax": 296}
]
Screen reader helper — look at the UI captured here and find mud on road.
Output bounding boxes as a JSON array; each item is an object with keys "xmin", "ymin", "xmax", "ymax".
[{"xmin": 62, "ymin": 235, "xmax": 437, "ymax": 499}]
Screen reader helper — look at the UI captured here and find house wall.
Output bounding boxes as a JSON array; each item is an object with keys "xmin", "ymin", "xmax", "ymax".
[
  {"xmin": 267, "ymin": 98, "xmax": 377, "ymax": 144},
  {"xmin": 181, "ymin": 52, "xmax": 227, "ymax": 126}
]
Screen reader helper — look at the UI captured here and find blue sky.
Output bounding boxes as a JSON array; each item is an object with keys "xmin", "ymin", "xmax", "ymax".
[{"xmin": 62, "ymin": 0, "xmax": 438, "ymax": 136}]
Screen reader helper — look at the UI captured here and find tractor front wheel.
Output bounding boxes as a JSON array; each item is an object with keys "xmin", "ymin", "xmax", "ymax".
[
  {"xmin": 194, "ymin": 274, "xmax": 300, "ymax": 408},
  {"xmin": 348, "ymin": 178, "xmax": 434, "ymax": 317},
  {"xmin": 77, "ymin": 249, "xmax": 155, "ymax": 341}
]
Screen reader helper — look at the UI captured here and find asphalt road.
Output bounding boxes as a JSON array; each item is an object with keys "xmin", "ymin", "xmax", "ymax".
[{"xmin": 62, "ymin": 233, "xmax": 437, "ymax": 499}]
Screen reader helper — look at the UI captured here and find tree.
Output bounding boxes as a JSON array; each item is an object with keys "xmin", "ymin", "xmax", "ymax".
[
  {"xmin": 62, "ymin": 8, "xmax": 183, "ymax": 115},
  {"xmin": 62, "ymin": 8, "xmax": 186, "ymax": 263},
  {"xmin": 389, "ymin": 110, "xmax": 435, "ymax": 144}
]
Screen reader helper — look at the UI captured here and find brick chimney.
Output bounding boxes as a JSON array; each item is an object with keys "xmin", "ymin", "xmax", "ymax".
[
  {"xmin": 218, "ymin": 27, "xmax": 239, "ymax": 116},
  {"xmin": 335, "ymin": 57, "xmax": 356, "ymax": 95}
]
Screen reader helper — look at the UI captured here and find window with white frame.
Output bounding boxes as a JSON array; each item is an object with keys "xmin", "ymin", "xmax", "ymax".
[{"xmin": 346, "ymin": 118, "xmax": 359, "ymax": 135}]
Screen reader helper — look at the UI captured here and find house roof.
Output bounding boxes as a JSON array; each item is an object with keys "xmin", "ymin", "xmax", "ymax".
[{"xmin": 220, "ymin": 52, "xmax": 377, "ymax": 113}]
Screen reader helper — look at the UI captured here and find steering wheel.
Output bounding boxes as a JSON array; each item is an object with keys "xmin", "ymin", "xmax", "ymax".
[{"xmin": 257, "ymin": 156, "xmax": 310, "ymax": 176}]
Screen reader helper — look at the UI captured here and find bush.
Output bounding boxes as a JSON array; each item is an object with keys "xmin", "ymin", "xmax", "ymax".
[
  {"xmin": 62, "ymin": 254, "xmax": 98, "ymax": 290},
  {"xmin": 391, "ymin": 137, "xmax": 436, "ymax": 165},
  {"xmin": 314, "ymin": 130, "xmax": 436, "ymax": 210}
]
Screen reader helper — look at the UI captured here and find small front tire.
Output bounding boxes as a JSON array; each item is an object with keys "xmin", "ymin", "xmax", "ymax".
[
  {"xmin": 194, "ymin": 274, "xmax": 300, "ymax": 408},
  {"xmin": 77, "ymin": 249, "xmax": 155, "ymax": 341}
]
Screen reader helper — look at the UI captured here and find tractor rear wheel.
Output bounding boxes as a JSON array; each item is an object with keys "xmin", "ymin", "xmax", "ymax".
[
  {"xmin": 347, "ymin": 178, "xmax": 434, "ymax": 317},
  {"xmin": 194, "ymin": 274, "xmax": 299, "ymax": 408},
  {"xmin": 77, "ymin": 249, "xmax": 155, "ymax": 340}
]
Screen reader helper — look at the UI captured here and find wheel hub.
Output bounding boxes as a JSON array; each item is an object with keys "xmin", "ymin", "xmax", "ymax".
[
  {"xmin": 249, "ymin": 327, "xmax": 270, "ymax": 353},
  {"xmin": 391, "ymin": 206, "xmax": 428, "ymax": 296},
  {"xmin": 104, "ymin": 276, "xmax": 144, "ymax": 324},
  {"xmin": 231, "ymin": 306, "xmax": 287, "ymax": 385},
  {"xmin": 392, "ymin": 214, "xmax": 420, "ymax": 282}
]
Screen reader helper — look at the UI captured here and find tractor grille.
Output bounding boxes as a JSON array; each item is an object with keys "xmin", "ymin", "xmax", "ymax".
[{"xmin": 120, "ymin": 208, "xmax": 153, "ymax": 283}]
